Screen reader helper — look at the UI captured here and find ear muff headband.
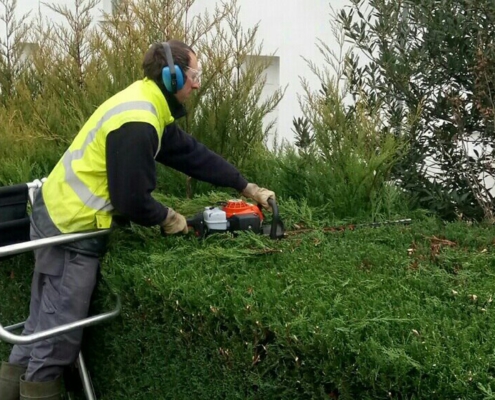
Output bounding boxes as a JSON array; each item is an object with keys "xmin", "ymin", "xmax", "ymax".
[{"xmin": 161, "ymin": 42, "xmax": 185, "ymax": 93}]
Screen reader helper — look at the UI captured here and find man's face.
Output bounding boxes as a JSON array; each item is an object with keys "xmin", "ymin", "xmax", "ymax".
[{"xmin": 175, "ymin": 51, "xmax": 201, "ymax": 104}]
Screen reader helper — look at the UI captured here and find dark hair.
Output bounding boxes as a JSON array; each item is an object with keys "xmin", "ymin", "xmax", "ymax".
[{"xmin": 142, "ymin": 39, "xmax": 195, "ymax": 86}]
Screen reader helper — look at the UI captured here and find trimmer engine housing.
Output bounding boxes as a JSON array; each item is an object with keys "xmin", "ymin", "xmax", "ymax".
[
  {"xmin": 187, "ymin": 198, "xmax": 284, "ymax": 239},
  {"xmin": 202, "ymin": 200, "xmax": 264, "ymax": 234}
]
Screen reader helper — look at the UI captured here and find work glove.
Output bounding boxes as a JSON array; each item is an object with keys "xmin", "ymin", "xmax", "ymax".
[
  {"xmin": 241, "ymin": 183, "xmax": 276, "ymax": 211},
  {"xmin": 161, "ymin": 208, "xmax": 188, "ymax": 235}
]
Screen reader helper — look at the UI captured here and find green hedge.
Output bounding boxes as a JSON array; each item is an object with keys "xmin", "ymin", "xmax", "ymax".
[{"xmin": 2, "ymin": 199, "xmax": 495, "ymax": 399}]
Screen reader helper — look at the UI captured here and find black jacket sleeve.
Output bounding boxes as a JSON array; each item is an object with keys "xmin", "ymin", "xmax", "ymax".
[
  {"xmin": 106, "ymin": 122, "xmax": 168, "ymax": 226},
  {"xmin": 155, "ymin": 123, "xmax": 248, "ymax": 191}
]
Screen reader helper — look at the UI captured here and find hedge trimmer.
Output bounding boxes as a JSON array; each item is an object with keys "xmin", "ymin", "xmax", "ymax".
[
  {"xmin": 185, "ymin": 198, "xmax": 285, "ymax": 239},
  {"xmin": 172, "ymin": 197, "xmax": 411, "ymax": 240}
]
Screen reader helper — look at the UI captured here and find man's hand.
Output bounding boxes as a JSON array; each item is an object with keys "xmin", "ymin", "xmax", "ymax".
[
  {"xmin": 161, "ymin": 208, "xmax": 188, "ymax": 235},
  {"xmin": 241, "ymin": 183, "xmax": 276, "ymax": 211}
]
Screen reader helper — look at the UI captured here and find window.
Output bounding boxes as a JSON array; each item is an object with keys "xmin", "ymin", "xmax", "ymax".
[
  {"xmin": 102, "ymin": 0, "xmax": 121, "ymax": 15},
  {"xmin": 242, "ymin": 55, "xmax": 281, "ymax": 142},
  {"xmin": 19, "ymin": 43, "xmax": 39, "ymax": 65}
]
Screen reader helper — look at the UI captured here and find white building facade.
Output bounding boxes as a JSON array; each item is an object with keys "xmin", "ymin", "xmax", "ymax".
[
  {"xmin": 10, "ymin": 0, "xmax": 493, "ymax": 197},
  {"xmin": 13, "ymin": 0, "xmax": 349, "ymax": 145}
]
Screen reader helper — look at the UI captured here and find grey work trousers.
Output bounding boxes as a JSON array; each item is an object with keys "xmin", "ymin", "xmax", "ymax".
[{"xmin": 9, "ymin": 226, "xmax": 100, "ymax": 382}]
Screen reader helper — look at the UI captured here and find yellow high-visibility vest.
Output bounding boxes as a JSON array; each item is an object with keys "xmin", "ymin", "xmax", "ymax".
[{"xmin": 41, "ymin": 78, "xmax": 174, "ymax": 233}]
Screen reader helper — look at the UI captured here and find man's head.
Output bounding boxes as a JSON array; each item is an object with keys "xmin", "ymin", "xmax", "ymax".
[{"xmin": 142, "ymin": 39, "xmax": 201, "ymax": 104}]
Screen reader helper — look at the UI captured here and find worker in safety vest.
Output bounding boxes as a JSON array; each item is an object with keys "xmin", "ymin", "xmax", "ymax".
[{"xmin": 0, "ymin": 39, "xmax": 275, "ymax": 400}]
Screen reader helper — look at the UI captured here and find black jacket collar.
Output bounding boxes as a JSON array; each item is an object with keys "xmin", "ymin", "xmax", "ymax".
[{"xmin": 161, "ymin": 84, "xmax": 187, "ymax": 120}]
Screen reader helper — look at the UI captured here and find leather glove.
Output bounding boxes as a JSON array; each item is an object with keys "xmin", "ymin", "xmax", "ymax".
[
  {"xmin": 241, "ymin": 183, "xmax": 276, "ymax": 211},
  {"xmin": 161, "ymin": 208, "xmax": 188, "ymax": 235}
]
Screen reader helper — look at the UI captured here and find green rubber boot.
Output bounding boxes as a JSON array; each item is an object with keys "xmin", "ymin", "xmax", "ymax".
[
  {"xmin": 19, "ymin": 374, "xmax": 62, "ymax": 400},
  {"xmin": 0, "ymin": 361, "xmax": 26, "ymax": 400}
]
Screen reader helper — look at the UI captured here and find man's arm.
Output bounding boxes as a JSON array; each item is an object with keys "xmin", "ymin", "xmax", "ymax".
[
  {"xmin": 155, "ymin": 123, "xmax": 248, "ymax": 192},
  {"xmin": 106, "ymin": 121, "xmax": 169, "ymax": 226}
]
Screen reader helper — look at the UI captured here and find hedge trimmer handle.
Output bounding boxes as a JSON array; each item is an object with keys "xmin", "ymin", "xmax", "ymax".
[
  {"xmin": 259, "ymin": 197, "xmax": 285, "ymax": 239},
  {"xmin": 186, "ymin": 212, "xmax": 205, "ymax": 237}
]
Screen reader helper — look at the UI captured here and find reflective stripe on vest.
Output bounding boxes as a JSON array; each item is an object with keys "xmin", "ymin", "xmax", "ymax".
[{"xmin": 62, "ymin": 101, "xmax": 158, "ymax": 213}]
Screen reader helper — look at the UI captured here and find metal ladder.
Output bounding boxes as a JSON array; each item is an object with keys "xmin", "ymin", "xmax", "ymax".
[{"xmin": 0, "ymin": 179, "xmax": 121, "ymax": 399}]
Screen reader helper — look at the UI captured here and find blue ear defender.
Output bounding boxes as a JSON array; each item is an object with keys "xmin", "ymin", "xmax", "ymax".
[{"xmin": 161, "ymin": 42, "xmax": 185, "ymax": 93}]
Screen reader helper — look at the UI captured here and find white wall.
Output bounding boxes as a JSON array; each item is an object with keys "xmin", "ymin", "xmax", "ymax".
[
  {"xmin": 14, "ymin": 0, "xmax": 104, "ymax": 24},
  {"xmin": 12, "ymin": 0, "xmax": 350, "ymax": 145},
  {"xmin": 190, "ymin": 0, "xmax": 349, "ymax": 145},
  {"xmin": 9, "ymin": 0, "xmax": 495, "ymax": 197}
]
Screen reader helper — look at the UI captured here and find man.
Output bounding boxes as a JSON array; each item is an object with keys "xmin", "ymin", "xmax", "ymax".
[{"xmin": 0, "ymin": 39, "xmax": 275, "ymax": 400}]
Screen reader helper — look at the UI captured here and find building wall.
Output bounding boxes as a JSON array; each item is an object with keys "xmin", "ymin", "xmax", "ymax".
[
  {"xmin": 8, "ymin": 0, "xmax": 495, "ymax": 196},
  {"xmin": 190, "ymin": 0, "xmax": 348, "ymax": 145},
  {"xmin": 15, "ymin": 0, "xmax": 104, "ymax": 23},
  {"xmin": 13, "ymin": 0, "xmax": 349, "ymax": 145}
]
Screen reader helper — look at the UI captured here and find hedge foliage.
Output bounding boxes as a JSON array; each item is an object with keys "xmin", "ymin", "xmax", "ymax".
[{"xmin": 2, "ymin": 196, "xmax": 495, "ymax": 399}]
